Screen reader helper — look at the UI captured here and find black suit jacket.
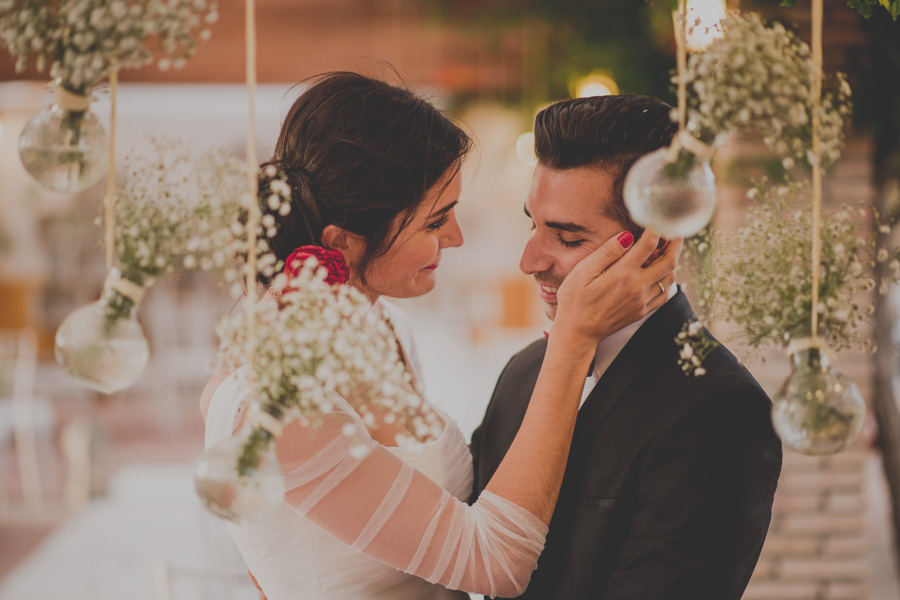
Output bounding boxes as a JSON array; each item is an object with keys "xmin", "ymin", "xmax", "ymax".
[{"xmin": 470, "ymin": 291, "xmax": 782, "ymax": 600}]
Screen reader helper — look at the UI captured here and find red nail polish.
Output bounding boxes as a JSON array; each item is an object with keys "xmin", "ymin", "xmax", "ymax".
[{"xmin": 617, "ymin": 232, "xmax": 634, "ymax": 248}]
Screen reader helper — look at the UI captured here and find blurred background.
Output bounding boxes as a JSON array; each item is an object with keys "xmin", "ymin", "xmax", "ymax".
[{"xmin": 1, "ymin": 0, "xmax": 900, "ymax": 598}]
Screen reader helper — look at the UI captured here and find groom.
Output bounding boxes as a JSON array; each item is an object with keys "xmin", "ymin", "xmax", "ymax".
[{"xmin": 469, "ymin": 94, "xmax": 783, "ymax": 600}]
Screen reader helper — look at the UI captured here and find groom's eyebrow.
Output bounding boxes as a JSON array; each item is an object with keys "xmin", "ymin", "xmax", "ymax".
[{"xmin": 523, "ymin": 205, "xmax": 592, "ymax": 234}]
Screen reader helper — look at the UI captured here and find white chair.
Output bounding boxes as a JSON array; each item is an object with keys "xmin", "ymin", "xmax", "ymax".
[
  {"xmin": 137, "ymin": 274, "xmax": 222, "ymax": 433},
  {"xmin": 0, "ymin": 328, "xmax": 55, "ymax": 518}
]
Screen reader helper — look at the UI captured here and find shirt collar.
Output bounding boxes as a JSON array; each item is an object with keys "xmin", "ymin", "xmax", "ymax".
[{"xmin": 589, "ymin": 282, "xmax": 678, "ymax": 380}]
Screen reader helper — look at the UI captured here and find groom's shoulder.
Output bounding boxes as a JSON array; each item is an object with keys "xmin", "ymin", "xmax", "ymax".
[
  {"xmin": 489, "ymin": 337, "xmax": 548, "ymax": 395},
  {"xmin": 504, "ymin": 337, "xmax": 549, "ymax": 371},
  {"xmin": 703, "ymin": 336, "xmax": 765, "ymax": 392},
  {"xmin": 660, "ymin": 332, "xmax": 766, "ymax": 404},
  {"xmin": 656, "ymin": 335, "xmax": 773, "ymax": 435},
  {"xmin": 650, "ymin": 292, "xmax": 766, "ymax": 398}
]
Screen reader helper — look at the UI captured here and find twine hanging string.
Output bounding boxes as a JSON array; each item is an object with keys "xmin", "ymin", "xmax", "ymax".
[
  {"xmin": 105, "ymin": 63, "xmax": 119, "ymax": 271},
  {"xmin": 676, "ymin": 0, "xmax": 688, "ymax": 132},
  {"xmin": 244, "ymin": 0, "xmax": 260, "ymax": 386},
  {"xmin": 669, "ymin": 2, "xmax": 714, "ymax": 162},
  {"xmin": 810, "ymin": 0, "xmax": 824, "ymax": 341},
  {"xmin": 666, "ymin": 0, "xmax": 689, "ymax": 163}
]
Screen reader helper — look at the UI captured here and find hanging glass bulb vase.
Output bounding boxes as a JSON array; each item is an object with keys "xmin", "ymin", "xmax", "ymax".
[
  {"xmin": 623, "ymin": 132, "xmax": 717, "ymax": 238},
  {"xmin": 18, "ymin": 81, "xmax": 109, "ymax": 194},
  {"xmin": 771, "ymin": 338, "xmax": 866, "ymax": 455},
  {"xmin": 55, "ymin": 268, "xmax": 150, "ymax": 394},
  {"xmin": 195, "ymin": 413, "xmax": 286, "ymax": 523}
]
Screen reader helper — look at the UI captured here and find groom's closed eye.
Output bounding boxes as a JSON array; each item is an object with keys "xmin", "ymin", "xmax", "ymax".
[
  {"xmin": 559, "ymin": 236, "xmax": 585, "ymax": 248},
  {"xmin": 523, "ymin": 205, "xmax": 592, "ymax": 235},
  {"xmin": 524, "ymin": 205, "xmax": 587, "ymax": 247}
]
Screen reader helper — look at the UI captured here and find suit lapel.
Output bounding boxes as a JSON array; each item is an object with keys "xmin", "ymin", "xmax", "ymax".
[{"xmin": 574, "ymin": 291, "xmax": 696, "ymax": 445}]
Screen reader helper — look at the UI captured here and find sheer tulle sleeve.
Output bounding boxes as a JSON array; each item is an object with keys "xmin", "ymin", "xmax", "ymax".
[{"xmin": 275, "ymin": 406, "xmax": 548, "ymax": 598}]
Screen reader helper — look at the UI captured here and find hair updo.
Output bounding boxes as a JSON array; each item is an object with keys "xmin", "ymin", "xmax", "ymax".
[{"xmin": 258, "ymin": 71, "xmax": 472, "ymax": 285}]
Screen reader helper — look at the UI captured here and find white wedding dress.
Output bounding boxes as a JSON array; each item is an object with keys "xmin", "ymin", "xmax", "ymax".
[{"xmin": 205, "ymin": 301, "xmax": 548, "ymax": 600}]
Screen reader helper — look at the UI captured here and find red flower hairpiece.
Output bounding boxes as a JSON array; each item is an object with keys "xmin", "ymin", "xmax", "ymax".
[{"xmin": 284, "ymin": 246, "xmax": 350, "ymax": 286}]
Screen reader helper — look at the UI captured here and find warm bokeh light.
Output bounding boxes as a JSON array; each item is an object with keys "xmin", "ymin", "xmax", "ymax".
[
  {"xmin": 682, "ymin": 0, "xmax": 726, "ymax": 52},
  {"xmin": 573, "ymin": 72, "xmax": 619, "ymax": 98},
  {"xmin": 515, "ymin": 131, "xmax": 537, "ymax": 166}
]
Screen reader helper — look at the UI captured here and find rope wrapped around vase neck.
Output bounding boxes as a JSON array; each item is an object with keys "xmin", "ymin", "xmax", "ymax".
[
  {"xmin": 52, "ymin": 83, "xmax": 92, "ymax": 112},
  {"xmin": 103, "ymin": 270, "xmax": 146, "ymax": 305}
]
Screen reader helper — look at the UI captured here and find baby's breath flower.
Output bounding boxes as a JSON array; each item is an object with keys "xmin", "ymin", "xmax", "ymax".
[
  {"xmin": 675, "ymin": 319, "xmax": 719, "ymax": 377},
  {"xmin": 111, "ymin": 138, "xmax": 244, "ymax": 286},
  {"xmin": 95, "ymin": 138, "xmax": 242, "ymax": 331},
  {"xmin": 682, "ymin": 12, "xmax": 850, "ymax": 171},
  {"xmin": 218, "ymin": 259, "xmax": 445, "ymax": 472},
  {"xmin": 0, "ymin": 0, "xmax": 218, "ymax": 95},
  {"xmin": 690, "ymin": 180, "xmax": 895, "ymax": 358}
]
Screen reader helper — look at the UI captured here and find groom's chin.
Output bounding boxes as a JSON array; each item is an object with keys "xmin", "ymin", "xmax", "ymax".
[{"xmin": 543, "ymin": 302, "xmax": 558, "ymax": 322}]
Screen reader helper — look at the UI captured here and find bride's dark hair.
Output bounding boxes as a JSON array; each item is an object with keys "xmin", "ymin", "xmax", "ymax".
[{"xmin": 259, "ymin": 71, "xmax": 472, "ymax": 285}]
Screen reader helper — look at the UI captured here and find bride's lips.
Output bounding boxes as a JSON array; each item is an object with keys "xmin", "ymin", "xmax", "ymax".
[
  {"xmin": 537, "ymin": 283, "xmax": 558, "ymax": 303},
  {"xmin": 424, "ymin": 260, "xmax": 440, "ymax": 271}
]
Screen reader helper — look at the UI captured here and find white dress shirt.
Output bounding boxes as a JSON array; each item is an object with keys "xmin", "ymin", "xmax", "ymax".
[{"xmin": 578, "ymin": 283, "xmax": 678, "ymax": 409}]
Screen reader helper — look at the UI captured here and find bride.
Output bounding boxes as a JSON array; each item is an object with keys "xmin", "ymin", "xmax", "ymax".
[{"xmin": 201, "ymin": 72, "xmax": 679, "ymax": 600}]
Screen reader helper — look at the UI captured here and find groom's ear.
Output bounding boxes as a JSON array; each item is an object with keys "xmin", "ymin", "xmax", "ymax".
[
  {"xmin": 321, "ymin": 225, "xmax": 366, "ymax": 265},
  {"xmin": 641, "ymin": 237, "xmax": 670, "ymax": 268}
]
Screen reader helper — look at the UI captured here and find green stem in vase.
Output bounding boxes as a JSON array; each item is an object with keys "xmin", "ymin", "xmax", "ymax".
[
  {"xmin": 663, "ymin": 146, "xmax": 700, "ymax": 180},
  {"xmin": 237, "ymin": 428, "xmax": 274, "ymax": 477},
  {"xmin": 237, "ymin": 404, "xmax": 284, "ymax": 477},
  {"xmin": 60, "ymin": 108, "xmax": 90, "ymax": 180}
]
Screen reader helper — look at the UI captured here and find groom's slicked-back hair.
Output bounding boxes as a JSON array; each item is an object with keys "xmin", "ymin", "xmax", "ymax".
[{"xmin": 534, "ymin": 94, "xmax": 677, "ymax": 236}]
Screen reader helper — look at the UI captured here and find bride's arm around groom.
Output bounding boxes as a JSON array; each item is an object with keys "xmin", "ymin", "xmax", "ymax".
[{"xmin": 268, "ymin": 231, "xmax": 676, "ymax": 598}]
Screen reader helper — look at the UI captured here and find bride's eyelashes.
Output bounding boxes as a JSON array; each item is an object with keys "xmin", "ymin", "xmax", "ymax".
[{"xmin": 426, "ymin": 213, "xmax": 450, "ymax": 231}]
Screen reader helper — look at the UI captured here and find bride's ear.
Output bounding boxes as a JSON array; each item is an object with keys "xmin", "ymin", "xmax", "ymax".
[{"xmin": 321, "ymin": 224, "xmax": 365, "ymax": 265}]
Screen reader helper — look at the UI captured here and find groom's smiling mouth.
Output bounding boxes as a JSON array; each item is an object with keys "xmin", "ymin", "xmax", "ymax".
[{"xmin": 538, "ymin": 284, "xmax": 559, "ymax": 303}]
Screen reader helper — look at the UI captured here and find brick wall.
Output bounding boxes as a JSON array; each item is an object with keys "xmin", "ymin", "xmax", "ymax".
[
  {"xmin": 741, "ymin": 341, "xmax": 872, "ymax": 600},
  {"xmin": 745, "ymin": 441, "xmax": 868, "ymax": 600}
]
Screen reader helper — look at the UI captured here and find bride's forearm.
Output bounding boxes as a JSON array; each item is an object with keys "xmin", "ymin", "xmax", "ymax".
[{"xmin": 483, "ymin": 328, "xmax": 596, "ymax": 524}]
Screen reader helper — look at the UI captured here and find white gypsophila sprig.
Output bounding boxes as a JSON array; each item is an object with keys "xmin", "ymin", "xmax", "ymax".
[
  {"xmin": 682, "ymin": 12, "xmax": 851, "ymax": 170},
  {"xmin": 105, "ymin": 138, "xmax": 244, "ymax": 286},
  {"xmin": 0, "ymin": 1, "xmax": 56, "ymax": 72},
  {"xmin": 675, "ymin": 319, "xmax": 718, "ymax": 377},
  {"xmin": 692, "ymin": 179, "xmax": 889, "ymax": 357},
  {"xmin": 215, "ymin": 259, "xmax": 444, "ymax": 453},
  {"xmin": 218, "ymin": 165, "xmax": 294, "ymax": 298},
  {"xmin": 0, "ymin": 0, "xmax": 218, "ymax": 94},
  {"xmin": 182, "ymin": 148, "xmax": 247, "ymax": 275}
]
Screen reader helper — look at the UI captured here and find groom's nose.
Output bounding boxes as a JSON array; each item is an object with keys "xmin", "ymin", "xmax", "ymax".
[{"xmin": 520, "ymin": 235, "xmax": 553, "ymax": 275}]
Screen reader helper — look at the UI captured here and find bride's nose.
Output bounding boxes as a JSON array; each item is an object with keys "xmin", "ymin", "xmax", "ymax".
[{"xmin": 441, "ymin": 211, "xmax": 464, "ymax": 249}]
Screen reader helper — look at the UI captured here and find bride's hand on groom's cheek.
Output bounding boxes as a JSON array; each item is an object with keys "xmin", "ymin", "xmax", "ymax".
[
  {"xmin": 555, "ymin": 231, "xmax": 682, "ymax": 341},
  {"xmin": 640, "ymin": 236, "xmax": 679, "ymax": 268}
]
